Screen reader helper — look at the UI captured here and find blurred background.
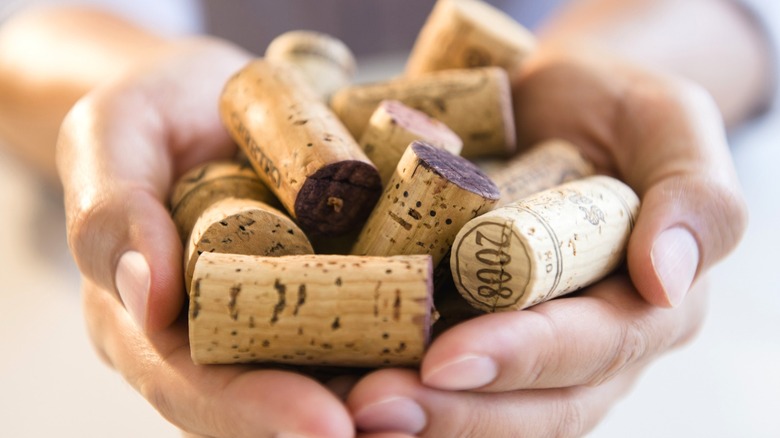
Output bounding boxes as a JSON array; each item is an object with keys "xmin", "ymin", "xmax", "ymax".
[{"xmin": 1, "ymin": 1, "xmax": 779, "ymax": 436}]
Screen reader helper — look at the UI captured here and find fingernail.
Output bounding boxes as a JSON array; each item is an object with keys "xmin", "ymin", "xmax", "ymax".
[
  {"xmin": 651, "ymin": 227, "xmax": 699, "ymax": 307},
  {"xmin": 115, "ymin": 251, "xmax": 150, "ymax": 329},
  {"xmin": 422, "ymin": 355, "xmax": 498, "ymax": 390},
  {"xmin": 354, "ymin": 397, "xmax": 427, "ymax": 434},
  {"xmin": 275, "ymin": 434, "xmax": 309, "ymax": 438}
]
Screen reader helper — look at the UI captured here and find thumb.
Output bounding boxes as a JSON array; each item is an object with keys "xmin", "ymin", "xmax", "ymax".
[
  {"xmin": 618, "ymin": 78, "xmax": 748, "ymax": 307},
  {"xmin": 58, "ymin": 98, "xmax": 185, "ymax": 332},
  {"xmin": 511, "ymin": 50, "xmax": 748, "ymax": 308},
  {"xmin": 57, "ymin": 38, "xmax": 248, "ymax": 331}
]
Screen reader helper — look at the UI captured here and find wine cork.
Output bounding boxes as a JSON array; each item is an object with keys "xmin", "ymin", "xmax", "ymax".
[
  {"xmin": 487, "ymin": 139, "xmax": 596, "ymax": 207},
  {"xmin": 265, "ymin": 30, "xmax": 356, "ymax": 101},
  {"xmin": 405, "ymin": 0, "xmax": 536, "ymax": 77},
  {"xmin": 351, "ymin": 141, "xmax": 500, "ymax": 267},
  {"xmin": 330, "ymin": 67, "xmax": 515, "ymax": 159},
  {"xmin": 189, "ymin": 253, "xmax": 434, "ymax": 367},
  {"xmin": 184, "ymin": 197, "xmax": 313, "ymax": 291},
  {"xmin": 220, "ymin": 59, "xmax": 382, "ymax": 236},
  {"xmin": 431, "ymin": 256, "xmax": 482, "ymax": 338},
  {"xmin": 170, "ymin": 161, "xmax": 280, "ymax": 242},
  {"xmin": 360, "ymin": 100, "xmax": 463, "ymax": 187},
  {"xmin": 451, "ymin": 175, "xmax": 639, "ymax": 312}
]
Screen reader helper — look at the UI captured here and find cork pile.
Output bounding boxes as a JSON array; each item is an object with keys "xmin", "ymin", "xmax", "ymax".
[{"xmin": 172, "ymin": 0, "xmax": 640, "ymax": 369}]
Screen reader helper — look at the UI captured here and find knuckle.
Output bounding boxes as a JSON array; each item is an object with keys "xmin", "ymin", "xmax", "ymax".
[
  {"xmin": 426, "ymin": 401, "xmax": 497, "ymax": 438},
  {"xmin": 705, "ymin": 181, "xmax": 749, "ymax": 258},
  {"xmin": 590, "ymin": 319, "xmax": 650, "ymax": 386},
  {"xmin": 65, "ymin": 191, "xmax": 114, "ymax": 270},
  {"xmin": 140, "ymin": 376, "xmax": 176, "ymax": 424},
  {"xmin": 551, "ymin": 394, "xmax": 588, "ymax": 438}
]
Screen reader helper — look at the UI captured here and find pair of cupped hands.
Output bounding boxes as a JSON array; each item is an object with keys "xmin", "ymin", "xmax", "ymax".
[{"xmin": 57, "ymin": 36, "xmax": 746, "ymax": 438}]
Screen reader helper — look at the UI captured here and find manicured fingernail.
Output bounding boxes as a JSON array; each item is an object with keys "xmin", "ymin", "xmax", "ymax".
[
  {"xmin": 651, "ymin": 227, "xmax": 699, "ymax": 307},
  {"xmin": 115, "ymin": 251, "xmax": 150, "ymax": 329},
  {"xmin": 275, "ymin": 434, "xmax": 309, "ymax": 438},
  {"xmin": 354, "ymin": 397, "xmax": 427, "ymax": 434},
  {"xmin": 422, "ymin": 355, "xmax": 498, "ymax": 390}
]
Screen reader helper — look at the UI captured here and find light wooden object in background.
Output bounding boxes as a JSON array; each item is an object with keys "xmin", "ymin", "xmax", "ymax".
[
  {"xmin": 351, "ymin": 141, "xmax": 499, "ymax": 266},
  {"xmin": 220, "ymin": 59, "xmax": 381, "ymax": 236},
  {"xmin": 265, "ymin": 30, "xmax": 356, "ymax": 102},
  {"xmin": 330, "ymin": 67, "xmax": 515, "ymax": 159},
  {"xmin": 359, "ymin": 100, "xmax": 463, "ymax": 186},
  {"xmin": 405, "ymin": 0, "xmax": 536, "ymax": 77},
  {"xmin": 189, "ymin": 253, "xmax": 434, "ymax": 367},
  {"xmin": 486, "ymin": 139, "xmax": 596, "ymax": 207},
  {"xmin": 451, "ymin": 175, "xmax": 639, "ymax": 312}
]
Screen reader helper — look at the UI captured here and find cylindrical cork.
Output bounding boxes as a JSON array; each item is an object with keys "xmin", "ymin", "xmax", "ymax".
[
  {"xmin": 265, "ymin": 30, "xmax": 356, "ymax": 102},
  {"xmin": 330, "ymin": 67, "xmax": 515, "ymax": 159},
  {"xmin": 184, "ymin": 197, "xmax": 314, "ymax": 291},
  {"xmin": 360, "ymin": 100, "xmax": 463, "ymax": 187},
  {"xmin": 405, "ymin": 0, "xmax": 536, "ymax": 78},
  {"xmin": 486, "ymin": 139, "xmax": 596, "ymax": 207},
  {"xmin": 351, "ymin": 141, "xmax": 500, "ymax": 267},
  {"xmin": 451, "ymin": 175, "xmax": 639, "ymax": 312},
  {"xmin": 431, "ymin": 256, "xmax": 483, "ymax": 338},
  {"xmin": 189, "ymin": 253, "xmax": 434, "ymax": 367},
  {"xmin": 170, "ymin": 161, "xmax": 280, "ymax": 243},
  {"xmin": 220, "ymin": 59, "xmax": 382, "ymax": 236}
]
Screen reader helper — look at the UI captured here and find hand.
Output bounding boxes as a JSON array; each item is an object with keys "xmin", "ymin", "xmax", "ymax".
[
  {"xmin": 349, "ymin": 275, "xmax": 708, "ymax": 437},
  {"xmin": 346, "ymin": 46, "xmax": 746, "ymax": 436},
  {"xmin": 58, "ymin": 37, "xmax": 355, "ymax": 437}
]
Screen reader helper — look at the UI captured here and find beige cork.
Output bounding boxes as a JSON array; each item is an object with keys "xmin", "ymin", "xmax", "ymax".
[
  {"xmin": 360, "ymin": 100, "xmax": 463, "ymax": 187},
  {"xmin": 351, "ymin": 141, "xmax": 500, "ymax": 267},
  {"xmin": 486, "ymin": 139, "xmax": 596, "ymax": 207},
  {"xmin": 330, "ymin": 67, "xmax": 515, "ymax": 159},
  {"xmin": 189, "ymin": 253, "xmax": 434, "ymax": 367},
  {"xmin": 220, "ymin": 59, "xmax": 381, "ymax": 236},
  {"xmin": 405, "ymin": 0, "xmax": 536, "ymax": 78},
  {"xmin": 451, "ymin": 175, "xmax": 639, "ymax": 312},
  {"xmin": 184, "ymin": 197, "xmax": 313, "ymax": 291},
  {"xmin": 170, "ymin": 161, "xmax": 280, "ymax": 243},
  {"xmin": 265, "ymin": 30, "xmax": 356, "ymax": 102}
]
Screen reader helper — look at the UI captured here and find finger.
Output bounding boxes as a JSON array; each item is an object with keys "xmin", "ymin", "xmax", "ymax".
[
  {"xmin": 358, "ymin": 434, "xmax": 416, "ymax": 438},
  {"xmin": 84, "ymin": 279, "xmax": 354, "ymax": 438},
  {"xmin": 349, "ymin": 366, "xmax": 642, "ymax": 438},
  {"xmin": 512, "ymin": 50, "xmax": 747, "ymax": 307},
  {"xmin": 420, "ymin": 275, "xmax": 707, "ymax": 392},
  {"xmin": 57, "ymin": 39, "xmax": 249, "ymax": 331},
  {"xmin": 617, "ymin": 77, "xmax": 747, "ymax": 308}
]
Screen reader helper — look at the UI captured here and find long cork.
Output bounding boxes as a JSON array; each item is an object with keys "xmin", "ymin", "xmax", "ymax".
[
  {"xmin": 451, "ymin": 175, "xmax": 639, "ymax": 312},
  {"xmin": 360, "ymin": 100, "xmax": 463, "ymax": 186},
  {"xmin": 330, "ymin": 67, "xmax": 515, "ymax": 159},
  {"xmin": 184, "ymin": 197, "xmax": 313, "ymax": 291},
  {"xmin": 486, "ymin": 139, "xmax": 596, "ymax": 207},
  {"xmin": 220, "ymin": 59, "xmax": 382, "ymax": 236},
  {"xmin": 265, "ymin": 30, "xmax": 356, "ymax": 102},
  {"xmin": 351, "ymin": 141, "xmax": 500, "ymax": 267},
  {"xmin": 170, "ymin": 161, "xmax": 280, "ymax": 243},
  {"xmin": 405, "ymin": 0, "xmax": 536, "ymax": 78},
  {"xmin": 189, "ymin": 253, "xmax": 434, "ymax": 367}
]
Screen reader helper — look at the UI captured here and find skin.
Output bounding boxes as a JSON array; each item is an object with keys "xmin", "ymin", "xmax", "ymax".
[{"xmin": 0, "ymin": 0, "xmax": 768, "ymax": 436}]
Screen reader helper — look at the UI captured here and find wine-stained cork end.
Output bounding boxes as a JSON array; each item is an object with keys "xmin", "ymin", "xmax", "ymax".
[
  {"xmin": 295, "ymin": 160, "xmax": 382, "ymax": 236},
  {"xmin": 411, "ymin": 141, "xmax": 500, "ymax": 200}
]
